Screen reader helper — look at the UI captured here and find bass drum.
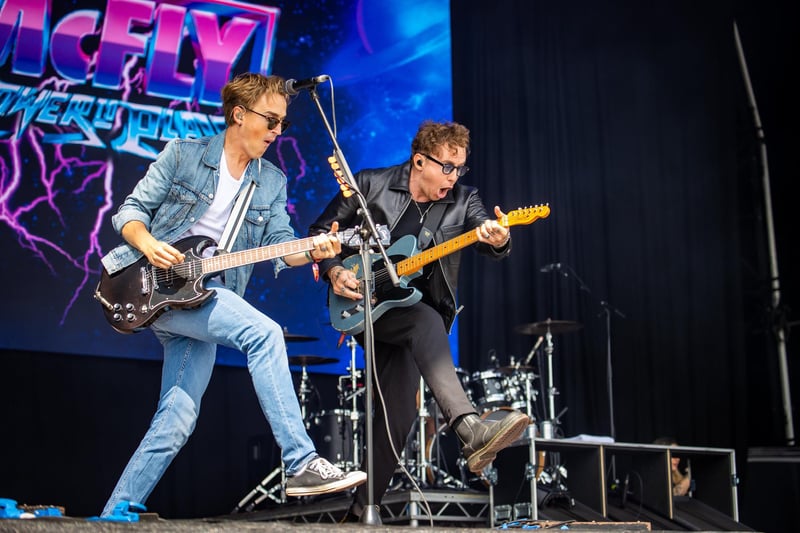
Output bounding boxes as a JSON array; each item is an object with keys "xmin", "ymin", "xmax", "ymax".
[
  {"xmin": 424, "ymin": 422, "xmax": 470, "ymax": 489},
  {"xmin": 307, "ymin": 409, "xmax": 362, "ymax": 470}
]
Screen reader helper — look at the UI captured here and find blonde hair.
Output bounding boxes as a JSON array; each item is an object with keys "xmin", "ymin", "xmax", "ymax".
[{"xmin": 221, "ymin": 73, "xmax": 289, "ymax": 126}]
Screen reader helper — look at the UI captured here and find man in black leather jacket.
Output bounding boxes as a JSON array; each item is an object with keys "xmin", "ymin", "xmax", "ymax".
[{"xmin": 309, "ymin": 120, "xmax": 529, "ymax": 519}]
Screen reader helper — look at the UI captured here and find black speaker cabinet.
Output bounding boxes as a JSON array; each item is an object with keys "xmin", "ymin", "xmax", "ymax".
[{"xmin": 493, "ymin": 437, "xmax": 745, "ymax": 529}]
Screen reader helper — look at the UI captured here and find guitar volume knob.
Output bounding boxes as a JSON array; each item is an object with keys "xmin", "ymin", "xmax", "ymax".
[{"xmin": 126, "ymin": 313, "xmax": 136, "ymax": 322}]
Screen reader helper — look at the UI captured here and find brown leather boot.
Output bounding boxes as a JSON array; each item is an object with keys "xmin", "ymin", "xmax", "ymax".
[{"xmin": 454, "ymin": 410, "xmax": 530, "ymax": 472}]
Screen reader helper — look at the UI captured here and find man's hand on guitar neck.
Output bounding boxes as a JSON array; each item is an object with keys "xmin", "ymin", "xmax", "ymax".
[
  {"xmin": 476, "ymin": 205, "xmax": 511, "ymax": 249},
  {"xmin": 328, "ymin": 265, "xmax": 363, "ymax": 301}
]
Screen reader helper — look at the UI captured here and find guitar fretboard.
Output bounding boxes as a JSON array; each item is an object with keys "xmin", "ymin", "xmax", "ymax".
[
  {"xmin": 392, "ymin": 206, "xmax": 549, "ymax": 276},
  {"xmin": 398, "ymin": 231, "xmax": 479, "ymax": 276},
  {"xmin": 202, "ymin": 237, "xmax": 318, "ymax": 274}
]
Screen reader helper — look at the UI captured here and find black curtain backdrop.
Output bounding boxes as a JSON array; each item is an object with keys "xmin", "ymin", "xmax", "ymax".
[{"xmin": 451, "ymin": 0, "xmax": 797, "ymax": 468}]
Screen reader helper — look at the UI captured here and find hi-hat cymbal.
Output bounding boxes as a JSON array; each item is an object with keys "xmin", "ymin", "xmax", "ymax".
[
  {"xmin": 288, "ymin": 355, "xmax": 338, "ymax": 367},
  {"xmin": 515, "ymin": 319, "xmax": 583, "ymax": 335},
  {"xmin": 283, "ymin": 330, "xmax": 319, "ymax": 342}
]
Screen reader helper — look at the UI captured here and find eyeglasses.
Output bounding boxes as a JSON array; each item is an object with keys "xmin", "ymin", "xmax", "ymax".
[
  {"xmin": 421, "ymin": 153, "xmax": 469, "ymax": 177},
  {"xmin": 245, "ymin": 107, "xmax": 291, "ymax": 132}
]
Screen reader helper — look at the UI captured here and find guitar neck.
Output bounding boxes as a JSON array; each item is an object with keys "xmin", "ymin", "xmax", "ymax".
[
  {"xmin": 199, "ymin": 235, "xmax": 318, "ymax": 275},
  {"xmin": 397, "ymin": 229, "xmax": 480, "ymax": 277}
]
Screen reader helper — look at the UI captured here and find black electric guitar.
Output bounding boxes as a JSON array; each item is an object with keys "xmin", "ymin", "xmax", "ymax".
[
  {"xmin": 329, "ymin": 205, "xmax": 551, "ymax": 335},
  {"xmin": 94, "ymin": 226, "xmax": 390, "ymax": 334}
]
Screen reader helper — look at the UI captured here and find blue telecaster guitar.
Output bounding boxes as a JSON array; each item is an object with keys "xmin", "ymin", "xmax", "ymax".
[{"xmin": 329, "ymin": 205, "xmax": 551, "ymax": 335}]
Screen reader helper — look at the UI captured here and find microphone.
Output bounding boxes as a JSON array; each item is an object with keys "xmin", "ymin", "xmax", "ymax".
[
  {"xmin": 539, "ymin": 262, "xmax": 561, "ymax": 273},
  {"xmin": 284, "ymin": 75, "xmax": 330, "ymax": 95}
]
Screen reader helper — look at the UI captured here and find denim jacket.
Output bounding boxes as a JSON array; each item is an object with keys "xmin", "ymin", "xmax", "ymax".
[{"xmin": 101, "ymin": 131, "xmax": 297, "ymax": 297}]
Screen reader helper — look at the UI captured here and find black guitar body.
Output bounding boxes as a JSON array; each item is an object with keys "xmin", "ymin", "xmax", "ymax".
[{"xmin": 95, "ymin": 235, "xmax": 216, "ymax": 333}]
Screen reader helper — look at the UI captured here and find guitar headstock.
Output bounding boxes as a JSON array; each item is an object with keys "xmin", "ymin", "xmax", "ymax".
[
  {"xmin": 328, "ymin": 154, "xmax": 354, "ymax": 198},
  {"xmin": 502, "ymin": 204, "xmax": 551, "ymax": 227}
]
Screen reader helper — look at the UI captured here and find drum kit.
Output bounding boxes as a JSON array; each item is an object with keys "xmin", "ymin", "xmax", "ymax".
[{"xmin": 233, "ymin": 320, "xmax": 582, "ymax": 511}]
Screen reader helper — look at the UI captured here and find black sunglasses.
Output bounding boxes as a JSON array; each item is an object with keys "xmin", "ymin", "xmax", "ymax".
[
  {"xmin": 421, "ymin": 153, "xmax": 469, "ymax": 177},
  {"xmin": 245, "ymin": 107, "xmax": 291, "ymax": 132}
]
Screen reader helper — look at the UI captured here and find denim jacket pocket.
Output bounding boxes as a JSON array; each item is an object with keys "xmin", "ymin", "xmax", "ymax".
[
  {"xmin": 160, "ymin": 183, "xmax": 200, "ymax": 232},
  {"xmin": 243, "ymin": 207, "xmax": 270, "ymax": 249}
]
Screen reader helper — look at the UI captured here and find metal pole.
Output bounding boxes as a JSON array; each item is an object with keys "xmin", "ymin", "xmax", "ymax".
[{"xmin": 734, "ymin": 21, "xmax": 795, "ymax": 445}]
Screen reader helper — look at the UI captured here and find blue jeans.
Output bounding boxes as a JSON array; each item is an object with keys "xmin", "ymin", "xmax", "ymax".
[{"xmin": 101, "ymin": 280, "xmax": 315, "ymax": 516}]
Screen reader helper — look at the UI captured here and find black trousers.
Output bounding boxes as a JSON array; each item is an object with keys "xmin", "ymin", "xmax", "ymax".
[{"xmin": 352, "ymin": 302, "xmax": 476, "ymax": 513}]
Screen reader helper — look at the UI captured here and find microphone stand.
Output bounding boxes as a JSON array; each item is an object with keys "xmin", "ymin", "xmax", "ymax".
[
  {"xmin": 546, "ymin": 264, "xmax": 625, "ymax": 474},
  {"xmin": 303, "ymin": 81, "xmax": 399, "ymax": 526}
]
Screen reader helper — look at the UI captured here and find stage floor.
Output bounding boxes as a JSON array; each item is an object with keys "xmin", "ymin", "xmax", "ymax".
[
  {"xmin": 1, "ymin": 490, "xmax": 654, "ymax": 531},
  {"xmin": 0, "ymin": 518, "xmax": 657, "ymax": 532}
]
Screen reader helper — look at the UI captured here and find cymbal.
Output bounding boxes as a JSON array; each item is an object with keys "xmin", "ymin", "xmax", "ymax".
[
  {"xmin": 283, "ymin": 331, "xmax": 319, "ymax": 342},
  {"xmin": 288, "ymin": 355, "xmax": 338, "ymax": 367},
  {"xmin": 515, "ymin": 319, "xmax": 583, "ymax": 335}
]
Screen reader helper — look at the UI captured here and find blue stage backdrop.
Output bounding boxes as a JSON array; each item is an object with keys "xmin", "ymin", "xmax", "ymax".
[{"xmin": 0, "ymin": 0, "xmax": 455, "ymax": 375}]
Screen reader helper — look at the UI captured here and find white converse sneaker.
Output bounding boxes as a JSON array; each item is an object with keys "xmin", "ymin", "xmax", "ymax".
[{"xmin": 285, "ymin": 457, "xmax": 367, "ymax": 497}]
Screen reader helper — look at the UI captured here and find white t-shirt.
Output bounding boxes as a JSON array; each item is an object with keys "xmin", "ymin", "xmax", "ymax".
[{"xmin": 181, "ymin": 151, "xmax": 245, "ymax": 251}]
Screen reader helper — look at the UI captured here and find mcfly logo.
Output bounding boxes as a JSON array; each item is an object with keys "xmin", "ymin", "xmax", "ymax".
[
  {"xmin": 0, "ymin": 0, "xmax": 280, "ymax": 105},
  {"xmin": 0, "ymin": 0, "xmax": 280, "ymax": 157}
]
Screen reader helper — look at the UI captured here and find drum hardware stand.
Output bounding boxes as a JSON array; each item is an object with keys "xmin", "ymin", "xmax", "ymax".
[
  {"xmin": 231, "ymin": 462, "xmax": 286, "ymax": 512},
  {"xmin": 415, "ymin": 378, "xmax": 468, "ymax": 490},
  {"xmin": 415, "ymin": 377, "xmax": 431, "ymax": 485},
  {"xmin": 542, "ymin": 327, "xmax": 558, "ymax": 438},
  {"xmin": 297, "ymin": 362, "xmax": 314, "ymax": 422},
  {"xmin": 231, "ymin": 361, "xmax": 320, "ymax": 512},
  {"xmin": 519, "ymin": 354, "xmax": 540, "ymax": 520},
  {"xmin": 343, "ymin": 336, "xmax": 363, "ymax": 469}
]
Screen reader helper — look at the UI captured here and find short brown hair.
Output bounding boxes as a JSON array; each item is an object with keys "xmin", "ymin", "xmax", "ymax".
[
  {"xmin": 411, "ymin": 120, "xmax": 470, "ymax": 158},
  {"xmin": 221, "ymin": 73, "xmax": 289, "ymax": 126}
]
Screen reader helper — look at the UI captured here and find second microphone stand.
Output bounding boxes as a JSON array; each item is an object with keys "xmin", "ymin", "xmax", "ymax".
[{"xmin": 546, "ymin": 264, "xmax": 625, "ymax": 443}]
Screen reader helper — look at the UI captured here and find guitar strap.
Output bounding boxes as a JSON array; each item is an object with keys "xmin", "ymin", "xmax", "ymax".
[
  {"xmin": 218, "ymin": 161, "xmax": 258, "ymax": 253},
  {"xmin": 416, "ymin": 202, "xmax": 446, "ymax": 250}
]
